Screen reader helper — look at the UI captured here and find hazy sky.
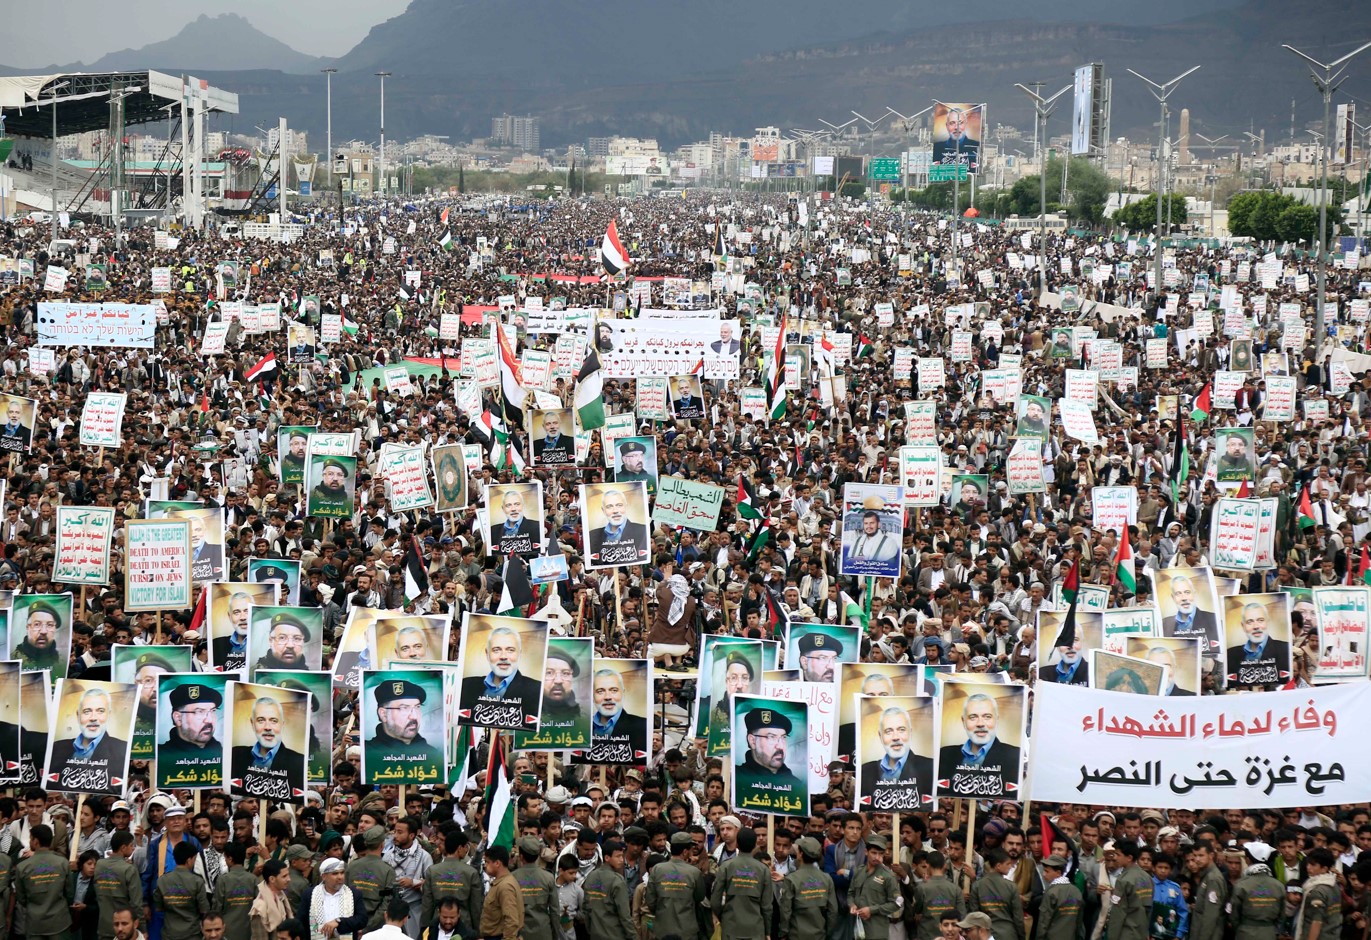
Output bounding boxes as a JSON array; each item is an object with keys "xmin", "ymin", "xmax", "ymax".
[{"xmin": 5, "ymin": 0, "xmax": 411, "ymax": 66}]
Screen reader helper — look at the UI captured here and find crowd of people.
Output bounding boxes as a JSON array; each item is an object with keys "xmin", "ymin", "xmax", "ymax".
[{"xmin": 0, "ymin": 183, "xmax": 1366, "ymax": 940}]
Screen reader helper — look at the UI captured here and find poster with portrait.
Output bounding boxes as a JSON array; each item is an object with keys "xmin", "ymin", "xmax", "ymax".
[
  {"xmin": 691, "ymin": 635, "xmax": 763, "ymax": 738},
  {"xmin": 155, "ymin": 673, "xmax": 230, "ymax": 789},
  {"xmin": 14, "ymin": 670, "xmax": 49, "ymax": 785},
  {"xmin": 1035, "ymin": 610, "xmax": 1104, "ymax": 685},
  {"xmin": 669, "ymin": 375, "xmax": 706, "ymax": 420},
  {"xmin": 580, "ymin": 481, "xmax": 651, "ymax": 570},
  {"xmin": 332, "ymin": 608, "xmax": 405, "ymax": 690},
  {"xmin": 856, "ymin": 694, "xmax": 935, "ymax": 811},
  {"xmin": 950, "ymin": 474, "xmax": 989, "ymax": 514},
  {"xmin": 208, "ymin": 582, "xmax": 276, "ymax": 673},
  {"xmin": 1214, "ymin": 427, "xmax": 1256, "ymax": 484},
  {"xmin": 935, "ymin": 679, "xmax": 1027, "ymax": 799},
  {"xmin": 430, "ymin": 443, "xmax": 468, "ymax": 513},
  {"xmin": 111, "ymin": 645, "xmax": 193, "ymax": 763},
  {"xmin": 10, "ymin": 594, "xmax": 73, "ymax": 679},
  {"xmin": 486, "ymin": 482, "xmax": 543, "ymax": 557},
  {"xmin": 838, "ymin": 483, "xmax": 903, "ymax": 579},
  {"xmin": 1088, "ymin": 650, "xmax": 1168, "ymax": 696},
  {"xmin": 0, "ymin": 395, "xmax": 36, "ymax": 453},
  {"xmin": 1015, "ymin": 395, "xmax": 1051, "ymax": 440},
  {"xmin": 1046, "ymin": 327, "xmax": 1076, "ymax": 359},
  {"xmin": 360, "ymin": 669, "xmax": 445, "ymax": 785},
  {"xmin": 513, "ymin": 636, "xmax": 593, "ymax": 750},
  {"xmin": 530, "ymin": 408, "xmax": 575, "ymax": 468},
  {"xmin": 304, "ymin": 453, "xmax": 356, "ymax": 519},
  {"xmin": 732, "ymin": 694, "xmax": 808, "ymax": 816},
  {"xmin": 580, "ymin": 658, "xmax": 649, "ymax": 764},
  {"xmin": 247, "ymin": 606, "xmax": 324, "ymax": 679},
  {"xmin": 931, "ymin": 102, "xmax": 983, "ymax": 170},
  {"xmin": 455, "ymin": 613, "xmax": 549, "ymax": 730},
  {"xmin": 1221, "ymin": 593, "xmax": 1293, "ymax": 689},
  {"xmin": 1123, "ymin": 636, "xmax": 1203, "ymax": 696},
  {"xmin": 0, "ymin": 661, "xmax": 18, "ymax": 785},
  {"xmin": 704, "ymin": 639, "xmax": 763, "ymax": 757},
  {"xmin": 368, "ymin": 614, "xmax": 450, "ymax": 668},
  {"xmin": 1153, "ymin": 566, "xmax": 1223, "ymax": 659},
  {"xmin": 287, "ymin": 323, "xmax": 317, "ymax": 364},
  {"xmin": 612, "ymin": 436, "xmax": 659, "ymax": 497},
  {"xmin": 277, "ymin": 426, "xmax": 315, "ymax": 485},
  {"xmin": 836, "ymin": 663, "xmax": 921, "ymax": 762},
  {"xmin": 247, "ymin": 558, "xmax": 301, "ymax": 606},
  {"xmin": 43, "ymin": 679, "xmax": 136, "ymax": 795},
  {"xmin": 784, "ymin": 623, "xmax": 860, "ymax": 683},
  {"xmin": 146, "ymin": 504, "xmax": 225, "ymax": 583},
  {"xmin": 255, "ymin": 670, "xmax": 331, "ymax": 785},
  {"xmin": 224, "ymin": 679, "xmax": 310, "ymax": 802},
  {"xmin": 85, "ymin": 264, "xmax": 108, "ymax": 291}
]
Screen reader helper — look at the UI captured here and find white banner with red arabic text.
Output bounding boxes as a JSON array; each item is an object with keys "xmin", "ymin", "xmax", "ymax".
[{"xmin": 1030, "ymin": 682, "xmax": 1368, "ymax": 809}]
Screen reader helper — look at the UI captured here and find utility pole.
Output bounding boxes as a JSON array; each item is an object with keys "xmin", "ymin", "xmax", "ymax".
[
  {"xmin": 322, "ymin": 68, "xmax": 336, "ymax": 198},
  {"xmin": 1127, "ymin": 66, "xmax": 1201, "ymax": 307},
  {"xmin": 42, "ymin": 81, "xmax": 71, "ymax": 240},
  {"xmin": 1015, "ymin": 82, "xmax": 1071, "ymax": 300},
  {"xmin": 375, "ymin": 71, "xmax": 390, "ymax": 196},
  {"xmin": 1282, "ymin": 39, "xmax": 1371, "ymax": 351}
]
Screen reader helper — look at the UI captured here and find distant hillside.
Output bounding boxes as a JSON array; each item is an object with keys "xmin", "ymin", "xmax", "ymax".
[{"xmin": 80, "ymin": 13, "xmax": 324, "ymax": 74}]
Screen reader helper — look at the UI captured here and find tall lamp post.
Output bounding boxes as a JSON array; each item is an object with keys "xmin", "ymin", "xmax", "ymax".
[
  {"xmin": 41, "ymin": 81, "xmax": 71, "ymax": 241},
  {"xmin": 887, "ymin": 106, "xmax": 935, "ymax": 192},
  {"xmin": 321, "ymin": 68, "xmax": 337, "ymax": 197},
  {"xmin": 1194, "ymin": 133, "xmax": 1230, "ymax": 237},
  {"xmin": 1282, "ymin": 40, "xmax": 1371, "ymax": 350},
  {"xmin": 375, "ymin": 71, "xmax": 390, "ymax": 196},
  {"xmin": 1127, "ymin": 66, "xmax": 1201, "ymax": 307},
  {"xmin": 1014, "ymin": 82, "xmax": 1071, "ymax": 300}
]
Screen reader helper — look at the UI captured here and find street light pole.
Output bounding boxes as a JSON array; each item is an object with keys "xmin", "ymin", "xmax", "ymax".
[
  {"xmin": 375, "ymin": 71, "xmax": 390, "ymax": 196},
  {"xmin": 1127, "ymin": 66, "xmax": 1201, "ymax": 308},
  {"xmin": 1015, "ymin": 82, "xmax": 1071, "ymax": 300},
  {"xmin": 1282, "ymin": 40, "xmax": 1371, "ymax": 350},
  {"xmin": 43, "ymin": 81, "xmax": 71, "ymax": 241},
  {"xmin": 322, "ymin": 68, "xmax": 337, "ymax": 198}
]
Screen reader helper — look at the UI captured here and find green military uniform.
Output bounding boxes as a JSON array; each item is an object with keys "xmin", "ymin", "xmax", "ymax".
[
  {"xmin": 211, "ymin": 865, "xmax": 259, "ymax": 939},
  {"xmin": 582, "ymin": 863, "xmax": 636, "ymax": 940},
  {"xmin": 513, "ymin": 853, "xmax": 559, "ymax": 940},
  {"xmin": 1228, "ymin": 869, "xmax": 1284, "ymax": 940},
  {"xmin": 1037, "ymin": 869, "xmax": 1083, "ymax": 940},
  {"xmin": 422, "ymin": 856, "xmax": 483, "ymax": 933},
  {"xmin": 14, "ymin": 848, "xmax": 72, "ymax": 938},
  {"xmin": 1192, "ymin": 864, "xmax": 1230, "ymax": 940},
  {"xmin": 644, "ymin": 836, "xmax": 710, "ymax": 940},
  {"xmin": 0, "ymin": 853, "xmax": 13, "ymax": 940},
  {"xmin": 971, "ymin": 872, "xmax": 1025, "ymax": 940},
  {"xmin": 154, "ymin": 865, "xmax": 210, "ymax": 940},
  {"xmin": 12, "ymin": 640, "xmax": 61, "ymax": 673},
  {"xmin": 93, "ymin": 855, "xmax": 142, "ymax": 940},
  {"xmin": 778, "ymin": 851, "xmax": 837, "ymax": 940},
  {"xmin": 347, "ymin": 840, "xmax": 396, "ymax": 932},
  {"xmin": 848, "ymin": 857, "xmax": 901, "ymax": 940},
  {"xmin": 286, "ymin": 865, "xmax": 312, "ymax": 914},
  {"xmin": 1298, "ymin": 878, "xmax": 1342, "ymax": 940},
  {"xmin": 711, "ymin": 850, "xmax": 773, "ymax": 940},
  {"xmin": 1106, "ymin": 863, "xmax": 1151, "ymax": 940},
  {"xmin": 911, "ymin": 874, "xmax": 965, "ymax": 940}
]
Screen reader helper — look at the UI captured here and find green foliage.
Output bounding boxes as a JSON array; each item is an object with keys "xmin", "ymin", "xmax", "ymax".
[
  {"xmin": 839, "ymin": 180, "xmax": 866, "ymax": 199},
  {"xmin": 904, "ymin": 182, "xmax": 954, "ymax": 210},
  {"xmin": 1227, "ymin": 190, "xmax": 1342, "ymax": 244},
  {"xmin": 1044, "ymin": 156, "xmax": 1113, "ymax": 224},
  {"xmin": 1112, "ymin": 194, "xmax": 1189, "ymax": 232}
]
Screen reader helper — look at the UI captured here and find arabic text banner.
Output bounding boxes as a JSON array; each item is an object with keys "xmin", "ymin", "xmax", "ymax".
[{"xmin": 1030, "ymin": 682, "xmax": 1367, "ymax": 809}]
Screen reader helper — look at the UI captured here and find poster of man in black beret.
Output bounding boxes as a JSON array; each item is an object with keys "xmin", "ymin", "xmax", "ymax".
[
  {"xmin": 225, "ymin": 680, "xmax": 309, "ymax": 803},
  {"xmin": 44, "ymin": 678, "xmax": 137, "ymax": 795},
  {"xmin": 361, "ymin": 670, "xmax": 445, "ymax": 784},
  {"xmin": 155, "ymin": 674, "xmax": 230, "ymax": 789},
  {"xmin": 514, "ymin": 636, "xmax": 593, "ymax": 750},
  {"xmin": 731, "ymin": 694, "xmax": 808, "ymax": 816},
  {"xmin": 612, "ymin": 436, "xmax": 658, "ymax": 497}
]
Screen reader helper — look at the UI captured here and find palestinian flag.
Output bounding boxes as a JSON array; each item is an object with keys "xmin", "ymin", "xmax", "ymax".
[
  {"xmin": 448, "ymin": 724, "xmax": 478, "ymax": 791},
  {"xmin": 188, "ymin": 588, "xmax": 207, "ymax": 636},
  {"xmin": 1190, "ymin": 383, "xmax": 1212, "ymax": 422},
  {"xmin": 573, "ymin": 349, "xmax": 605, "ymax": 431},
  {"xmin": 439, "ymin": 230, "xmax": 453, "ymax": 250},
  {"xmin": 762, "ymin": 587, "xmax": 787, "ymax": 637},
  {"xmin": 713, "ymin": 223, "xmax": 726, "ymax": 260},
  {"xmin": 244, "ymin": 352, "xmax": 277, "ymax": 381},
  {"xmin": 440, "ymin": 205, "xmax": 450, "ymax": 225},
  {"xmin": 472, "ymin": 410, "xmax": 527, "ymax": 476},
  {"xmin": 765, "ymin": 314, "xmax": 788, "ymax": 421},
  {"xmin": 1041, "ymin": 814, "xmax": 1082, "ymax": 886},
  {"xmin": 1170, "ymin": 414, "xmax": 1190, "ymax": 506},
  {"xmin": 1059, "ymin": 556, "xmax": 1080, "ymax": 606},
  {"xmin": 856, "ymin": 334, "xmax": 875, "ymax": 358},
  {"xmin": 495, "ymin": 325, "xmax": 527, "ymax": 429},
  {"xmin": 744, "ymin": 519, "xmax": 773, "ymax": 565},
  {"xmin": 498, "ymin": 554, "xmax": 536, "ymax": 616},
  {"xmin": 1298, "ymin": 486, "xmax": 1317, "ymax": 530},
  {"xmin": 737, "ymin": 474, "xmax": 762, "ymax": 521},
  {"xmin": 600, "ymin": 220, "xmax": 630, "ymax": 275},
  {"xmin": 481, "ymin": 732, "xmax": 516, "ymax": 851},
  {"xmin": 1355, "ymin": 546, "xmax": 1371, "ymax": 587},
  {"xmin": 1054, "ymin": 561, "xmax": 1081, "ymax": 651},
  {"xmin": 402, "ymin": 535, "xmax": 429, "ymax": 601},
  {"xmin": 1114, "ymin": 527, "xmax": 1137, "ymax": 596}
]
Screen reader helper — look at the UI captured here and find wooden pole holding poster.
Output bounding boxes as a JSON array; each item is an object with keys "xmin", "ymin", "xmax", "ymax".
[
  {"xmin": 767, "ymin": 814, "xmax": 775, "ymax": 860},
  {"xmin": 964, "ymin": 799, "xmax": 977, "ymax": 866},
  {"xmin": 70, "ymin": 793, "xmax": 85, "ymax": 864},
  {"xmin": 612, "ymin": 575, "xmax": 623, "ymax": 648},
  {"xmin": 574, "ymin": 594, "xmax": 585, "ymax": 639},
  {"xmin": 892, "ymin": 812, "xmax": 901, "ymax": 868},
  {"xmin": 156, "ymin": 612, "xmax": 163, "ymax": 645}
]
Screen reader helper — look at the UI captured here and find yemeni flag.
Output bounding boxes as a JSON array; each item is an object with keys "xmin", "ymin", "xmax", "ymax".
[
  {"xmin": 498, "ymin": 555, "xmax": 536, "ymax": 616},
  {"xmin": 573, "ymin": 349, "xmax": 605, "ymax": 431},
  {"xmin": 1170, "ymin": 414, "xmax": 1190, "ymax": 505},
  {"xmin": 439, "ymin": 230, "xmax": 453, "ymax": 250},
  {"xmin": 855, "ymin": 334, "xmax": 875, "ymax": 359},
  {"xmin": 744, "ymin": 519, "xmax": 773, "ymax": 565},
  {"xmin": 765, "ymin": 314, "xmax": 788, "ymax": 421},
  {"xmin": 495, "ymin": 326, "xmax": 527, "ymax": 429},
  {"xmin": 1114, "ymin": 527, "xmax": 1137, "ymax": 596},
  {"xmin": 600, "ymin": 220, "xmax": 631, "ymax": 275},
  {"xmin": 737, "ymin": 474, "xmax": 762, "ymax": 521},
  {"xmin": 1235, "ymin": 479, "xmax": 1252, "ymax": 498},
  {"xmin": 402, "ymin": 535, "xmax": 429, "ymax": 601},
  {"xmin": 1298, "ymin": 485, "xmax": 1318, "ymax": 530},
  {"xmin": 1190, "ymin": 383, "xmax": 1213, "ymax": 422},
  {"xmin": 481, "ymin": 733, "xmax": 516, "ymax": 851},
  {"xmin": 244, "ymin": 352, "xmax": 277, "ymax": 381}
]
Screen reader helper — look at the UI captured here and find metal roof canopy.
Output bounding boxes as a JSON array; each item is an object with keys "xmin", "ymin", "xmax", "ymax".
[{"xmin": 0, "ymin": 70, "xmax": 239, "ymax": 138}]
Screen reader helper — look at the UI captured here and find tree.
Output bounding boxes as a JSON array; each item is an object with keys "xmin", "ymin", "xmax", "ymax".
[
  {"xmin": 1227, "ymin": 190, "xmax": 1341, "ymax": 244},
  {"xmin": 1112, "ymin": 194, "xmax": 1188, "ymax": 232},
  {"xmin": 1037, "ymin": 156, "xmax": 1113, "ymax": 224},
  {"xmin": 839, "ymin": 180, "xmax": 866, "ymax": 199}
]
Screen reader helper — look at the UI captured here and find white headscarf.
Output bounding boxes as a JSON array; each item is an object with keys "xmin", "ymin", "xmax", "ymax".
[{"xmin": 667, "ymin": 574, "xmax": 691, "ymax": 625}]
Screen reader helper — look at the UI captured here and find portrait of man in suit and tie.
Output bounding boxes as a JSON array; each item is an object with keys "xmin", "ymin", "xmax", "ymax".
[
  {"xmin": 935, "ymin": 685, "xmax": 1025, "ymax": 800},
  {"xmin": 858, "ymin": 698, "xmax": 934, "ymax": 811},
  {"xmin": 46, "ymin": 682, "xmax": 135, "ymax": 794},
  {"xmin": 0, "ymin": 396, "xmax": 34, "ymax": 453},
  {"xmin": 457, "ymin": 614, "xmax": 548, "ymax": 731},
  {"xmin": 1156, "ymin": 569, "xmax": 1222, "ymax": 658},
  {"xmin": 582, "ymin": 482, "xmax": 651, "ymax": 569},
  {"xmin": 839, "ymin": 484, "xmax": 903, "ymax": 579},
  {"xmin": 1223, "ymin": 594, "xmax": 1293, "ymax": 689},
  {"xmin": 229, "ymin": 687, "xmax": 308, "ymax": 798},
  {"xmin": 531, "ymin": 409, "xmax": 574, "ymax": 468},
  {"xmin": 487, "ymin": 482, "xmax": 543, "ymax": 557},
  {"xmin": 710, "ymin": 321, "xmax": 742, "ymax": 355}
]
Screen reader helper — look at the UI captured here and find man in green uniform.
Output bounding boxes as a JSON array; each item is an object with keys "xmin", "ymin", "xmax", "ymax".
[
  {"xmin": 644, "ymin": 831, "xmax": 710, "ymax": 940},
  {"xmin": 131, "ymin": 651, "xmax": 175, "ymax": 757},
  {"xmin": 283, "ymin": 843, "xmax": 315, "ymax": 913},
  {"xmin": 366, "ymin": 679, "xmax": 443, "ymax": 770},
  {"xmin": 94, "ymin": 832, "xmax": 143, "ymax": 940},
  {"xmin": 1106, "ymin": 841, "xmax": 1151, "ymax": 940},
  {"xmin": 971, "ymin": 848, "xmax": 1025, "ymax": 940},
  {"xmin": 1188, "ymin": 841, "xmax": 1230, "ymax": 940},
  {"xmin": 779, "ymin": 836, "xmax": 837, "ymax": 940},
  {"xmin": 911, "ymin": 851, "xmax": 964, "ymax": 940},
  {"xmin": 14, "ymin": 824, "xmax": 71, "ymax": 940},
  {"xmin": 1037, "ymin": 854, "xmax": 1082, "ymax": 940},
  {"xmin": 849, "ymin": 835, "xmax": 901, "ymax": 940},
  {"xmin": 582, "ymin": 839, "xmax": 636, "ymax": 940},
  {"xmin": 734, "ymin": 705, "xmax": 804, "ymax": 810},
  {"xmin": 711, "ymin": 826, "xmax": 773, "ymax": 940},
  {"xmin": 422, "ymin": 828, "xmax": 482, "ymax": 936},
  {"xmin": 347, "ymin": 824, "xmax": 395, "ymax": 932},
  {"xmin": 1297, "ymin": 848, "xmax": 1341, "ymax": 940},
  {"xmin": 152, "ymin": 841, "xmax": 209, "ymax": 940},
  {"xmin": 1229, "ymin": 842, "xmax": 1284, "ymax": 940},
  {"xmin": 514, "ymin": 836, "xmax": 559, "ymax": 940},
  {"xmin": 309, "ymin": 457, "xmax": 352, "ymax": 516},
  {"xmin": 211, "ymin": 843, "xmax": 258, "ymax": 940}
]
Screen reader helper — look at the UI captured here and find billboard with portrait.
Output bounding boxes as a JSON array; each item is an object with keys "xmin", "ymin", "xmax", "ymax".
[
  {"xmin": 155, "ymin": 674, "xmax": 230, "ymax": 789},
  {"xmin": 360, "ymin": 670, "xmax": 445, "ymax": 785},
  {"xmin": 208, "ymin": 582, "xmax": 276, "ymax": 673},
  {"xmin": 732, "ymin": 694, "xmax": 808, "ymax": 816},
  {"xmin": 931, "ymin": 102, "xmax": 983, "ymax": 171},
  {"xmin": 486, "ymin": 482, "xmax": 544, "ymax": 557},
  {"xmin": 225, "ymin": 679, "xmax": 310, "ymax": 802},
  {"xmin": 580, "ymin": 481, "xmax": 651, "ymax": 570},
  {"xmin": 856, "ymin": 694, "xmax": 935, "ymax": 811},
  {"xmin": 1221, "ymin": 592, "xmax": 1293, "ymax": 690}
]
